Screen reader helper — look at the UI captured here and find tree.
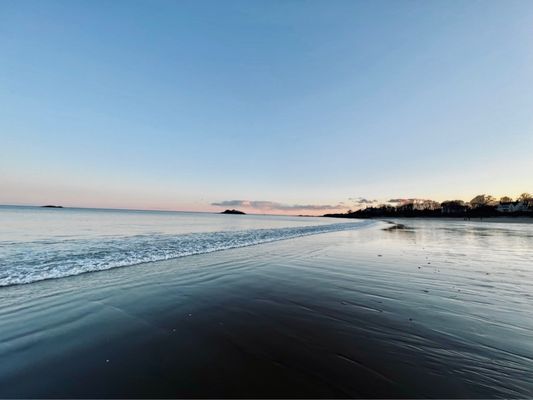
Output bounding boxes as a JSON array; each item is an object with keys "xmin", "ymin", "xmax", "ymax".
[
  {"xmin": 518, "ymin": 193, "xmax": 533, "ymax": 202},
  {"xmin": 470, "ymin": 194, "xmax": 497, "ymax": 208},
  {"xmin": 441, "ymin": 200, "xmax": 465, "ymax": 207},
  {"xmin": 422, "ymin": 200, "xmax": 441, "ymax": 210},
  {"xmin": 500, "ymin": 196, "xmax": 513, "ymax": 203}
]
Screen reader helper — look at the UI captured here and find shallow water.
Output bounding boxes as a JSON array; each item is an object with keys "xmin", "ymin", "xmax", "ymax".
[
  {"xmin": 0, "ymin": 206, "xmax": 357, "ymax": 286},
  {"xmin": 0, "ymin": 212, "xmax": 532, "ymax": 398}
]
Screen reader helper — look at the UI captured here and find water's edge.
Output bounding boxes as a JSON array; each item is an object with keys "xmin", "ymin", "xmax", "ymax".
[{"xmin": 0, "ymin": 221, "xmax": 376, "ymax": 287}]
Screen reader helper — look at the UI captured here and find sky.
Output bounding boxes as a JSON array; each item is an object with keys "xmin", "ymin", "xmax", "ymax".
[{"xmin": 1, "ymin": 0, "xmax": 532, "ymax": 214}]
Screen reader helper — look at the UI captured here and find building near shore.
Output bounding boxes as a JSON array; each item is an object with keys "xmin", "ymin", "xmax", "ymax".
[{"xmin": 497, "ymin": 201, "xmax": 532, "ymax": 213}]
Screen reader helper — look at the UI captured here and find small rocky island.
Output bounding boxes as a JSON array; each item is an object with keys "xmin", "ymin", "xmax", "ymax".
[
  {"xmin": 41, "ymin": 205, "xmax": 63, "ymax": 208},
  {"xmin": 221, "ymin": 209, "xmax": 246, "ymax": 215}
]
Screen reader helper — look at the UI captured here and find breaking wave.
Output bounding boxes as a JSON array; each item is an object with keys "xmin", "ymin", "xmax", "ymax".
[{"xmin": 0, "ymin": 221, "xmax": 373, "ymax": 286}]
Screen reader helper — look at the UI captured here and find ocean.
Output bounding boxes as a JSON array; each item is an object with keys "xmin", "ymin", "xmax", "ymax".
[
  {"xmin": 0, "ymin": 206, "xmax": 360, "ymax": 286},
  {"xmin": 0, "ymin": 206, "xmax": 532, "ymax": 397}
]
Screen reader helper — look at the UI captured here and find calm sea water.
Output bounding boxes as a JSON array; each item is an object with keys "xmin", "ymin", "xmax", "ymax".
[{"xmin": 0, "ymin": 205, "xmax": 361, "ymax": 286}]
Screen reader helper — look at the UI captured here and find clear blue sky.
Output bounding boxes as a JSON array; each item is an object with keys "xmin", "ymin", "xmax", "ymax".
[{"xmin": 1, "ymin": 0, "xmax": 532, "ymax": 213}]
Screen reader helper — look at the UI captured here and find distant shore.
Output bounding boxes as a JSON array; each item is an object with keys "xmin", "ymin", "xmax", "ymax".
[
  {"xmin": 325, "ymin": 215, "xmax": 533, "ymax": 224},
  {"xmin": 324, "ymin": 210, "xmax": 533, "ymax": 220}
]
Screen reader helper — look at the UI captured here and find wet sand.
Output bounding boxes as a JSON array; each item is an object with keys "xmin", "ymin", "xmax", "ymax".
[{"xmin": 1, "ymin": 220, "xmax": 532, "ymax": 398}]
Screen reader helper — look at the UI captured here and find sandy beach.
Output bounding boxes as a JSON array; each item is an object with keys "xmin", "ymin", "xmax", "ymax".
[{"xmin": 1, "ymin": 218, "xmax": 532, "ymax": 398}]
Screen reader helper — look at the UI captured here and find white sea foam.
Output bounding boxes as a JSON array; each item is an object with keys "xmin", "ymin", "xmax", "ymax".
[{"xmin": 0, "ymin": 221, "xmax": 373, "ymax": 286}]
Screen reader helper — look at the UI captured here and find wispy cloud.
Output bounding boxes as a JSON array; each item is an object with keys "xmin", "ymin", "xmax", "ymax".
[
  {"xmin": 349, "ymin": 197, "xmax": 378, "ymax": 205},
  {"xmin": 211, "ymin": 200, "xmax": 343, "ymax": 212},
  {"xmin": 346, "ymin": 197, "xmax": 379, "ymax": 210},
  {"xmin": 387, "ymin": 198, "xmax": 435, "ymax": 205}
]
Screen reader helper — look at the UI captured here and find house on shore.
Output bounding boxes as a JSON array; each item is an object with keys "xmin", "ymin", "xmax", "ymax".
[{"xmin": 497, "ymin": 201, "xmax": 532, "ymax": 213}]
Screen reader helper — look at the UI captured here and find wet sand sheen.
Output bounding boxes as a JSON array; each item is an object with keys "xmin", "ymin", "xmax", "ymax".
[{"xmin": 1, "ymin": 220, "xmax": 532, "ymax": 398}]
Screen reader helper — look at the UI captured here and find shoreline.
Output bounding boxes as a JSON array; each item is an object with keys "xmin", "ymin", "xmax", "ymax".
[{"xmin": 0, "ymin": 219, "xmax": 370, "ymax": 288}]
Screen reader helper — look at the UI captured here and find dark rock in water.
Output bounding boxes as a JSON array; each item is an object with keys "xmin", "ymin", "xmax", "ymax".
[
  {"xmin": 221, "ymin": 209, "xmax": 246, "ymax": 215},
  {"xmin": 41, "ymin": 205, "xmax": 63, "ymax": 208}
]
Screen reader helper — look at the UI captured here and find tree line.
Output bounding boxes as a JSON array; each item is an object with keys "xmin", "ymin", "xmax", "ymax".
[{"xmin": 324, "ymin": 193, "xmax": 533, "ymax": 219}]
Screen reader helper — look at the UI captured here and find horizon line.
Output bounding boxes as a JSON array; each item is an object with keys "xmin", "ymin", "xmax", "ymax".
[{"xmin": 0, "ymin": 204, "xmax": 321, "ymax": 217}]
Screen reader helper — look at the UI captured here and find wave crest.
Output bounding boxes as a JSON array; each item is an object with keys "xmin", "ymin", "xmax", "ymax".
[{"xmin": 0, "ymin": 221, "xmax": 372, "ymax": 286}]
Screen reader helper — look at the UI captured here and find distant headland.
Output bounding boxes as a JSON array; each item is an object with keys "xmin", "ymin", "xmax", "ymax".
[
  {"xmin": 324, "ymin": 193, "xmax": 533, "ymax": 219},
  {"xmin": 41, "ymin": 205, "xmax": 63, "ymax": 208},
  {"xmin": 221, "ymin": 209, "xmax": 246, "ymax": 215}
]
